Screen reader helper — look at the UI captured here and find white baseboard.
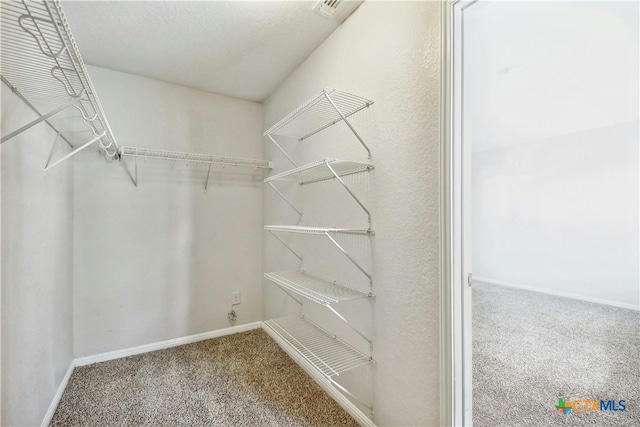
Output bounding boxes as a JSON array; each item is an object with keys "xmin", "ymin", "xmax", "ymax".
[
  {"xmin": 475, "ymin": 276, "xmax": 640, "ymax": 311},
  {"xmin": 74, "ymin": 322, "xmax": 262, "ymax": 367},
  {"xmin": 261, "ymin": 322, "xmax": 376, "ymax": 427},
  {"xmin": 41, "ymin": 361, "xmax": 75, "ymax": 427}
]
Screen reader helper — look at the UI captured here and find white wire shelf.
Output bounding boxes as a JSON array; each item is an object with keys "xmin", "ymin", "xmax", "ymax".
[
  {"xmin": 265, "ymin": 225, "xmax": 373, "ymax": 283},
  {"xmin": 264, "ymin": 88, "xmax": 373, "ymax": 141},
  {"xmin": 264, "ymin": 316, "xmax": 372, "ymax": 378},
  {"xmin": 119, "ymin": 146, "xmax": 272, "ymax": 169},
  {"xmin": 264, "ymin": 271, "xmax": 371, "ymax": 305},
  {"xmin": 1, "ymin": 0, "xmax": 119, "ymax": 163},
  {"xmin": 264, "ymin": 158, "xmax": 373, "ymax": 224},
  {"xmin": 264, "ymin": 225, "xmax": 372, "ymax": 235},
  {"xmin": 264, "ymin": 158, "xmax": 372, "ymax": 185}
]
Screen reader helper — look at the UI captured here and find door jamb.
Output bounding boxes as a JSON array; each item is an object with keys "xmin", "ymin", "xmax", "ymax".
[{"xmin": 441, "ymin": 0, "xmax": 478, "ymax": 425}]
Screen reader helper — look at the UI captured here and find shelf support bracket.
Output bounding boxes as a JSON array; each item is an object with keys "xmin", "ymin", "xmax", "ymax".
[
  {"xmin": 120, "ymin": 155, "xmax": 138, "ymax": 187},
  {"xmin": 268, "ymin": 182, "xmax": 302, "ymax": 217},
  {"xmin": 45, "ymin": 132, "xmax": 105, "ymax": 171},
  {"xmin": 44, "ymin": 134, "xmax": 66, "ymax": 169},
  {"xmin": 268, "ymin": 231, "xmax": 303, "ymax": 262},
  {"xmin": 267, "ymin": 134, "xmax": 298, "ymax": 168},
  {"xmin": 325, "ymin": 162, "xmax": 371, "ymax": 227},
  {"xmin": 324, "ymin": 232, "xmax": 372, "ymax": 284},
  {"xmin": 325, "ymin": 304, "xmax": 372, "ymax": 346},
  {"xmin": 1, "ymin": 97, "xmax": 83, "ymax": 144},
  {"xmin": 204, "ymin": 162, "xmax": 212, "ymax": 190},
  {"xmin": 323, "ymin": 91, "xmax": 371, "ymax": 159},
  {"xmin": 269, "ymin": 281, "xmax": 372, "ymax": 347},
  {"xmin": 328, "ymin": 377, "xmax": 373, "ymax": 415},
  {"xmin": 1, "ymin": 76, "xmax": 74, "ymax": 148},
  {"xmin": 278, "ymin": 287, "xmax": 304, "ymax": 307}
]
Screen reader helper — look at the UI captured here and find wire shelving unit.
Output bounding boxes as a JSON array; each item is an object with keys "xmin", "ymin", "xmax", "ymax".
[
  {"xmin": 265, "ymin": 158, "xmax": 373, "ymax": 224},
  {"xmin": 265, "ymin": 224, "xmax": 372, "ymax": 292},
  {"xmin": 118, "ymin": 146, "xmax": 272, "ymax": 188},
  {"xmin": 1, "ymin": 1, "xmax": 271, "ymax": 183},
  {"xmin": 265, "ymin": 158, "xmax": 372, "ymax": 185},
  {"xmin": 264, "ymin": 225, "xmax": 371, "ymax": 235},
  {"xmin": 264, "ymin": 271, "xmax": 371, "ymax": 305},
  {"xmin": 264, "ymin": 87, "xmax": 376, "ymax": 416},
  {"xmin": 264, "ymin": 316, "xmax": 372, "ymax": 378},
  {"xmin": 264, "ymin": 88, "xmax": 373, "ymax": 166},
  {"xmin": 264, "ymin": 270, "xmax": 373, "ymax": 346},
  {"xmin": 264, "ymin": 315, "xmax": 373, "ymax": 410},
  {"xmin": 119, "ymin": 146, "xmax": 273, "ymax": 169},
  {"xmin": 1, "ymin": 0, "xmax": 119, "ymax": 169}
]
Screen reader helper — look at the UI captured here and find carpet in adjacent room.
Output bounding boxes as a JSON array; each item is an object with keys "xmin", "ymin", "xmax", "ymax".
[{"xmin": 473, "ymin": 281, "xmax": 640, "ymax": 427}]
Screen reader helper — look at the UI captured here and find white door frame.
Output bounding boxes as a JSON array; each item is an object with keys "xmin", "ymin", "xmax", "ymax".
[{"xmin": 441, "ymin": 1, "xmax": 478, "ymax": 425}]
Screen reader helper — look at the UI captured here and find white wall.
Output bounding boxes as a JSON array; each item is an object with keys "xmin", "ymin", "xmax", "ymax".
[
  {"xmin": 1, "ymin": 84, "xmax": 75, "ymax": 426},
  {"xmin": 73, "ymin": 66, "xmax": 264, "ymax": 357},
  {"xmin": 262, "ymin": 2, "xmax": 442, "ymax": 425},
  {"xmin": 473, "ymin": 122, "xmax": 640, "ymax": 310},
  {"xmin": 464, "ymin": 1, "xmax": 639, "ymax": 153},
  {"xmin": 467, "ymin": 0, "xmax": 640, "ymax": 310}
]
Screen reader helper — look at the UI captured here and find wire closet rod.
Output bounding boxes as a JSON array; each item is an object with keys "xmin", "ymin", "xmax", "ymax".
[{"xmin": 118, "ymin": 146, "xmax": 272, "ymax": 169}]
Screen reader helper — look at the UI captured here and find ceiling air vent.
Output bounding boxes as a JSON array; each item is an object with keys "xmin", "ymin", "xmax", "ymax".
[{"xmin": 313, "ymin": 0, "xmax": 342, "ymax": 18}]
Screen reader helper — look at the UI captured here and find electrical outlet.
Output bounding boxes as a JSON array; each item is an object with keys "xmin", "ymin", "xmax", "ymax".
[{"xmin": 232, "ymin": 292, "xmax": 241, "ymax": 306}]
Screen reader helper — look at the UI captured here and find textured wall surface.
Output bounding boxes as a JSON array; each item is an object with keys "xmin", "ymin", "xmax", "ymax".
[
  {"xmin": 73, "ymin": 67, "xmax": 264, "ymax": 357},
  {"xmin": 1, "ymin": 85, "xmax": 75, "ymax": 426},
  {"xmin": 473, "ymin": 122, "xmax": 640, "ymax": 309},
  {"xmin": 262, "ymin": 2, "xmax": 442, "ymax": 425}
]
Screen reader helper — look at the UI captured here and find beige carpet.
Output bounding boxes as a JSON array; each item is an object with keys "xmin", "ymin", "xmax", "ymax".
[
  {"xmin": 473, "ymin": 282, "xmax": 640, "ymax": 427},
  {"xmin": 51, "ymin": 329, "xmax": 358, "ymax": 426}
]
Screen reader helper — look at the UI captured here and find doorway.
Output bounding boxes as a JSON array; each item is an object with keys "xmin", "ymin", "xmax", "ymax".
[{"xmin": 448, "ymin": 1, "xmax": 640, "ymax": 425}]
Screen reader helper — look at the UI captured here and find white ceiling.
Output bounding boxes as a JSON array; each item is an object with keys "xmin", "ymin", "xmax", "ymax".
[
  {"xmin": 465, "ymin": 1, "xmax": 639, "ymax": 153},
  {"xmin": 61, "ymin": 1, "xmax": 362, "ymax": 102}
]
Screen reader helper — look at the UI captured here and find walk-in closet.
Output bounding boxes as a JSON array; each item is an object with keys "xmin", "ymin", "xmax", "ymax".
[{"xmin": 1, "ymin": 1, "xmax": 442, "ymax": 426}]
